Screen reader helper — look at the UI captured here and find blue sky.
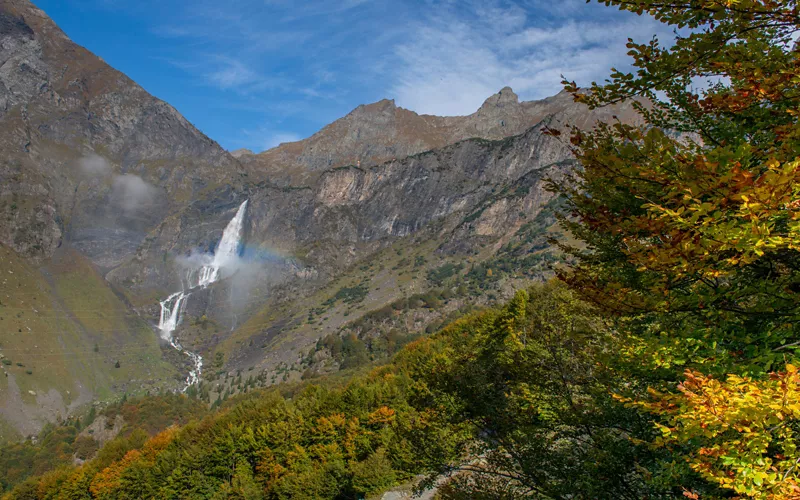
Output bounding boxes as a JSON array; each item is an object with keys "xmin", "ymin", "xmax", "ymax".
[{"xmin": 34, "ymin": 0, "xmax": 670, "ymax": 153}]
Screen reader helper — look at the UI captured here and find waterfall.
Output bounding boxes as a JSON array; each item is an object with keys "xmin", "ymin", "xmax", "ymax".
[
  {"xmin": 197, "ymin": 200, "xmax": 248, "ymax": 288},
  {"xmin": 158, "ymin": 291, "xmax": 187, "ymax": 339},
  {"xmin": 157, "ymin": 200, "xmax": 248, "ymax": 390}
]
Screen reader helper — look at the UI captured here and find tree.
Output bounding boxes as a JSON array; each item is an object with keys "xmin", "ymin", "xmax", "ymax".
[
  {"xmin": 633, "ymin": 365, "xmax": 800, "ymax": 498},
  {"xmin": 340, "ymin": 334, "xmax": 369, "ymax": 370},
  {"xmin": 229, "ymin": 459, "xmax": 264, "ymax": 500},
  {"xmin": 404, "ymin": 283, "xmax": 673, "ymax": 498},
  {"xmin": 349, "ymin": 449, "xmax": 396, "ymax": 497},
  {"xmin": 555, "ymin": 0, "xmax": 800, "ymax": 496},
  {"xmin": 83, "ymin": 406, "xmax": 96, "ymax": 429}
]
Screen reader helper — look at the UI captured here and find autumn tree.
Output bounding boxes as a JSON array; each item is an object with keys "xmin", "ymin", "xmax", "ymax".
[
  {"xmin": 556, "ymin": 0, "xmax": 800, "ymax": 496},
  {"xmin": 404, "ymin": 283, "xmax": 683, "ymax": 498}
]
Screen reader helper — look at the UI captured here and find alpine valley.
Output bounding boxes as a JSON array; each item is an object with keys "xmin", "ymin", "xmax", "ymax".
[
  {"xmin": 0, "ymin": 0, "xmax": 647, "ymax": 460},
  {"xmin": 2, "ymin": 0, "xmax": 797, "ymax": 497}
]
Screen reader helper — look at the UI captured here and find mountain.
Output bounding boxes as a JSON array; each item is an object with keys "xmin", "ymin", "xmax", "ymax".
[
  {"xmin": 0, "ymin": 0, "xmax": 242, "ymax": 266},
  {"xmin": 241, "ymin": 86, "xmax": 639, "ymax": 184},
  {"xmin": 0, "ymin": 0, "xmax": 243, "ymax": 439},
  {"xmin": 147, "ymin": 95, "xmax": 641, "ymax": 386},
  {"xmin": 112, "ymin": 100, "xmax": 640, "ymax": 395},
  {"xmin": 229, "ymin": 148, "xmax": 254, "ymax": 159},
  {"xmin": 0, "ymin": 0, "xmax": 643, "ymax": 440}
]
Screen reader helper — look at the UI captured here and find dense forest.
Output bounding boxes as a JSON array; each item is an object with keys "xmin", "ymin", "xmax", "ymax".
[{"xmin": 4, "ymin": 0, "xmax": 800, "ymax": 498}]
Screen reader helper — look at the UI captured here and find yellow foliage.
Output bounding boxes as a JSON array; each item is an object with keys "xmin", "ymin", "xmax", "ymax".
[
  {"xmin": 634, "ymin": 367, "xmax": 800, "ymax": 499},
  {"xmin": 367, "ymin": 406, "xmax": 396, "ymax": 426},
  {"xmin": 89, "ymin": 449, "xmax": 142, "ymax": 498},
  {"xmin": 88, "ymin": 427, "xmax": 177, "ymax": 498}
]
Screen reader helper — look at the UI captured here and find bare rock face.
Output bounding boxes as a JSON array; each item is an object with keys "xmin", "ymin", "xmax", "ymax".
[
  {"xmin": 0, "ymin": 0, "xmax": 242, "ymax": 265},
  {"xmin": 241, "ymin": 85, "xmax": 642, "ymax": 186},
  {"xmin": 109, "ymin": 90, "xmax": 630, "ymax": 298},
  {"xmin": 79, "ymin": 413, "xmax": 124, "ymax": 448},
  {"xmin": 116, "ymin": 114, "xmax": 575, "ymax": 314},
  {"xmin": 230, "ymin": 148, "xmax": 254, "ymax": 159}
]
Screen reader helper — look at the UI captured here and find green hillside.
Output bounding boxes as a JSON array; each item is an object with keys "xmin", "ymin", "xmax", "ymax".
[{"xmin": 0, "ymin": 246, "xmax": 177, "ymax": 442}]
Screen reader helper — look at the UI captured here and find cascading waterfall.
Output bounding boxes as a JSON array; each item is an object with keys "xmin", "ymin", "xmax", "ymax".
[
  {"xmin": 157, "ymin": 200, "xmax": 248, "ymax": 390},
  {"xmin": 158, "ymin": 291, "xmax": 187, "ymax": 335},
  {"xmin": 197, "ymin": 201, "xmax": 248, "ymax": 288}
]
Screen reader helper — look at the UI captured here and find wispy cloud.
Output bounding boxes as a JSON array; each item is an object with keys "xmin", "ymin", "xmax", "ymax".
[
  {"xmin": 205, "ymin": 58, "xmax": 259, "ymax": 89},
  {"xmin": 263, "ymin": 132, "xmax": 302, "ymax": 150},
  {"xmin": 275, "ymin": 0, "xmax": 376, "ymax": 22},
  {"xmin": 386, "ymin": 0, "xmax": 672, "ymax": 116},
  {"xmin": 232, "ymin": 127, "xmax": 303, "ymax": 153}
]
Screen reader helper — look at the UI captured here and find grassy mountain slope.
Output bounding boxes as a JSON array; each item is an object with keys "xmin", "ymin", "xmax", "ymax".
[{"xmin": 0, "ymin": 245, "xmax": 176, "ymax": 441}]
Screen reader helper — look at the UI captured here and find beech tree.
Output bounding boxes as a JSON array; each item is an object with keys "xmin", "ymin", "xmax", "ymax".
[
  {"xmin": 556, "ymin": 0, "xmax": 800, "ymax": 496},
  {"xmin": 403, "ymin": 283, "xmax": 684, "ymax": 498}
]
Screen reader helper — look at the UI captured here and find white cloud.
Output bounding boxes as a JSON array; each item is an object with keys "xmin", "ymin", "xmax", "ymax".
[
  {"xmin": 205, "ymin": 59, "xmax": 259, "ymax": 89},
  {"xmin": 388, "ymin": 1, "xmax": 672, "ymax": 116},
  {"xmin": 78, "ymin": 154, "xmax": 112, "ymax": 176},
  {"xmin": 194, "ymin": 56, "xmax": 292, "ymax": 94},
  {"xmin": 263, "ymin": 132, "xmax": 302, "ymax": 151},
  {"xmin": 112, "ymin": 174, "xmax": 159, "ymax": 214}
]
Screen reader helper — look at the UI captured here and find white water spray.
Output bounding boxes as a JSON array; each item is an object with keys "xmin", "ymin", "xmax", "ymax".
[
  {"xmin": 157, "ymin": 200, "xmax": 248, "ymax": 389},
  {"xmin": 196, "ymin": 200, "xmax": 248, "ymax": 288}
]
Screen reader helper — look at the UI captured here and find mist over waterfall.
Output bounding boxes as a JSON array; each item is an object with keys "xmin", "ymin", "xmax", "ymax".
[
  {"xmin": 157, "ymin": 200, "xmax": 249, "ymax": 388},
  {"xmin": 197, "ymin": 200, "xmax": 248, "ymax": 287}
]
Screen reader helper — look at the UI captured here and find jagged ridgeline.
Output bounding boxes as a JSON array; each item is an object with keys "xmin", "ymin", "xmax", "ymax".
[{"xmin": 0, "ymin": 0, "xmax": 640, "ymax": 443}]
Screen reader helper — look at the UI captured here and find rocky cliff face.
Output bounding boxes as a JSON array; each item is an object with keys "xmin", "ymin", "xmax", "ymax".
[
  {"xmin": 0, "ymin": 0, "xmax": 242, "ymax": 267},
  {"xmin": 114, "ymin": 114, "xmax": 577, "ymax": 295},
  {"xmin": 240, "ymin": 86, "xmax": 640, "ymax": 185},
  {"xmin": 222, "ymin": 120, "xmax": 578, "ymax": 370}
]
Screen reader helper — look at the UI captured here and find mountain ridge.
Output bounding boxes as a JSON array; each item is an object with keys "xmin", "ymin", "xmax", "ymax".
[{"xmin": 242, "ymin": 85, "xmax": 640, "ymax": 184}]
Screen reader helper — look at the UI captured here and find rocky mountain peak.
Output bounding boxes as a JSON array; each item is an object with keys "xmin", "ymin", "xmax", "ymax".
[
  {"xmin": 0, "ymin": 0, "xmax": 241, "ymax": 262},
  {"xmin": 243, "ymin": 85, "xmax": 625, "ymax": 182},
  {"xmin": 230, "ymin": 148, "xmax": 255, "ymax": 158},
  {"xmin": 338, "ymin": 98, "xmax": 399, "ymax": 128},
  {"xmin": 480, "ymin": 86, "xmax": 520, "ymax": 109},
  {"xmin": 357, "ymin": 98, "xmax": 397, "ymax": 113}
]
